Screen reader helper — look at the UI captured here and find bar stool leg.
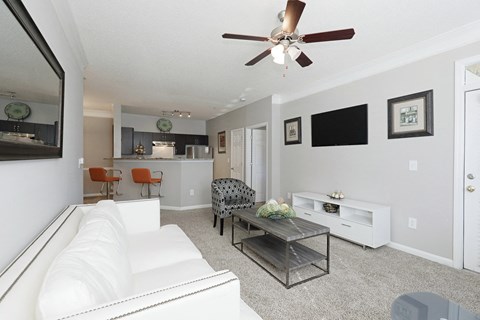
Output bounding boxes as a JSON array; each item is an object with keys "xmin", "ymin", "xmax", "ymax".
[{"xmin": 106, "ymin": 182, "xmax": 111, "ymax": 199}]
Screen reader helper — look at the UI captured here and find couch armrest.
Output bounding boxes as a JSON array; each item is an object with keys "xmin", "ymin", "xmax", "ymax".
[
  {"xmin": 56, "ymin": 271, "xmax": 240, "ymax": 320},
  {"xmin": 115, "ymin": 199, "xmax": 161, "ymax": 234}
]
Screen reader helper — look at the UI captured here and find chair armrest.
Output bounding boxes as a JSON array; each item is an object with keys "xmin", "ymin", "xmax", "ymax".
[
  {"xmin": 58, "ymin": 271, "xmax": 241, "ymax": 320},
  {"xmin": 240, "ymin": 184, "xmax": 256, "ymax": 204},
  {"xmin": 152, "ymin": 170, "xmax": 163, "ymax": 179},
  {"xmin": 107, "ymin": 169, "xmax": 122, "ymax": 176},
  {"xmin": 211, "ymin": 184, "xmax": 225, "ymax": 201}
]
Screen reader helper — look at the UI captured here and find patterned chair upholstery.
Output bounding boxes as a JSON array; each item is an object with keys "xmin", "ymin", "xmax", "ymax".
[{"xmin": 211, "ymin": 178, "xmax": 256, "ymax": 235}]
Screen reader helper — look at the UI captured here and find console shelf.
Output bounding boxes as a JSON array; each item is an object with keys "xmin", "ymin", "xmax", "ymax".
[{"xmin": 292, "ymin": 192, "xmax": 391, "ymax": 248}]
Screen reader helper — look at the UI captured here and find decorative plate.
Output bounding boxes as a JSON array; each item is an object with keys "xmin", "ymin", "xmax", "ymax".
[
  {"xmin": 156, "ymin": 118, "xmax": 172, "ymax": 132},
  {"xmin": 5, "ymin": 102, "xmax": 31, "ymax": 120}
]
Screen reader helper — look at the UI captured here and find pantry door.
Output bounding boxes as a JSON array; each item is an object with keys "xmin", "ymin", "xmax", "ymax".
[
  {"xmin": 230, "ymin": 128, "xmax": 244, "ymax": 180},
  {"xmin": 464, "ymin": 88, "xmax": 480, "ymax": 273}
]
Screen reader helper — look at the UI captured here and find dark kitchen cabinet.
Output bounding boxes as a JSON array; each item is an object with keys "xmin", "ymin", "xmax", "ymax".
[
  {"xmin": 0, "ymin": 120, "xmax": 35, "ymax": 134},
  {"xmin": 152, "ymin": 132, "xmax": 174, "ymax": 142},
  {"xmin": 121, "ymin": 127, "xmax": 134, "ymax": 155},
  {"xmin": 184, "ymin": 134, "xmax": 208, "ymax": 146},
  {"xmin": 174, "ymin": 134, "xmax": 186, "ymax": 155},
  {"xmin": 120, "ymin": 128, "xmax": 208, "ymax": 156},
  {"xmin": 174, "ymin": 134, "xmax": 208, "ymax": 155},
  {"xmin": 0, "ymin": 120, "xmax": 55, "ymax": 145},
  {"xmin": 34, "ymin": 123, "xmax": 56, "ymax": 145},
  {"xmin": 134, "ymin": 131, "xmax": 152, "ymax": 155}
]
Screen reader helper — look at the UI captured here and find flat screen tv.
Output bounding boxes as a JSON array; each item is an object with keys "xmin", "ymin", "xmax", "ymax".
[{"xmin": 311, "ymin": 104, "xmax": 368, "ymax": 147}]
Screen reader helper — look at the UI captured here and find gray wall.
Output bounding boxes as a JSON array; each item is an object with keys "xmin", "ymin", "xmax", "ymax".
[
  {"xmin": 0, "ymin": 97, "xmax": 58, "ymax": 124},
  {"xmin": 206, "ymin": 96, "xmax": 281, "ymax": 198},
  {"xmin": 0, "ymin": 0, "xmax": 84, "ymax": 270},
  {"xmin": 122, "ymin": 113, "xmax": 206, "ymax": 134},
  {"xmin": 278, "ymin": 41, "xmax": 480, "ymax": 260},
  {"xmin": 83, "ymin": 116, "xmax": 114, "ymax": 195}
]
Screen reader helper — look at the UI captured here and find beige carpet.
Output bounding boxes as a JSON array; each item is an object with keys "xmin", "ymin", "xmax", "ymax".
[{"xmin": 161, "ymin": 208, "xmax": 480, "ymax": 320}]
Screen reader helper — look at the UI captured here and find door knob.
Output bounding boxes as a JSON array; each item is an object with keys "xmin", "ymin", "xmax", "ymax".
[
  {"xmin": 467, "ymin": 173, "xmax": 475, "ymax": 180},
  {"xmin": 467, "ymin": 185, "xmax": 476, "ymax": 192}
]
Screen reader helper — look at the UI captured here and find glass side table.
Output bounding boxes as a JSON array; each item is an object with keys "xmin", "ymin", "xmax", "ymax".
[{"xmin": 392, "ymin": 292, "xmax": 480, "ymax": 320}]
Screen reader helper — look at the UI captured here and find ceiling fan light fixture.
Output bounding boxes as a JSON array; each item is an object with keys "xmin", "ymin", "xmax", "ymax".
[
  {"xmin": 287, "ymin": 46, "xmax": 301, "ymax": 61},
  {"xmin": 271, "ymin": 43, "xmax": 284, "ymax": 59},
  {"xmin": 273, "ymin": 53, "xmax": 285, "ymax": 65}
]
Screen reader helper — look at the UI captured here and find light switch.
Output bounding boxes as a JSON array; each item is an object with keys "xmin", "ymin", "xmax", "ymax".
[
  {"xmin": 409, "ymin": 160, "xmax": 418, "ymax": 171},
  {"xmin": 78, "ymin": 157, "xmax": 84, "ymax": 169}
]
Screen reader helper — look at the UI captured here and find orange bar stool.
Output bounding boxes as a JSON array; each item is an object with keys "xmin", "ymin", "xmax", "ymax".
[
  {"xmin": 88, "ymin": 167, "xmax": 122, "ymax": 199},
  {"xmin": 131, "ymin": 168, "xmax": 163, "ymax": 198}
]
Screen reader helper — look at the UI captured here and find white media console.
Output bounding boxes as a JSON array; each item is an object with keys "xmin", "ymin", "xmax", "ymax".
[{"xmin": 292, "ymin": 192, "xmax": 391, "ymax": 249}]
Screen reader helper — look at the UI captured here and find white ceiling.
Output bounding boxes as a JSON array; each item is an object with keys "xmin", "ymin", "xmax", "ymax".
[{"xmin": 65, "ymin": 0, "xmax": 480, "ymax": 120}]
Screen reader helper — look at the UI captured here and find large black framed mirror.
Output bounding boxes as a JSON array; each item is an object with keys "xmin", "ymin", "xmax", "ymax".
[{"xmin": 0, "ymin": 0, "xmax": 65, "ymax": 160}]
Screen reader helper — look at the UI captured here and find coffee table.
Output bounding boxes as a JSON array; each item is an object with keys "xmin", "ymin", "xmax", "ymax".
[
  {"xmin": 232, "ymin": 207, "xmax": 330, "ymax": 289},
  {"xmin": 391, "ymin": 292, "xmax": 480, "ymax": 320}
]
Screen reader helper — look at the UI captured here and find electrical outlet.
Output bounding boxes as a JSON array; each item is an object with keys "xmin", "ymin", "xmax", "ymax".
[
  {"xmin": 287, "ymin": 192, "xmax": 291, "ymax": 199},
  {"xmin": 408, "ymin": 217, "xmax": 417, "ymax": 229},
  {"xmin": 189, "ymin": 189, "xmax": 194, "ymax": 196}
]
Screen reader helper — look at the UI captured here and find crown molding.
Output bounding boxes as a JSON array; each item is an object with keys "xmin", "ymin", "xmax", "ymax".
[
  {"xmin": 83, "ymin": 108, "xmax": 113, "ymax": 118},
  {"xmin": 276, "ymin": 20, "xmax": 480, "ymax": 105},
  {"xmin": 50, "ymin": 0, "xmax": 88, "ymax": 71}
]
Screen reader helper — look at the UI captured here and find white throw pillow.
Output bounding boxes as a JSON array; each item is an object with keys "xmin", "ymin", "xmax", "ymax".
[
  {"xmin": 36, "ymin": 203, "xmax": 133, "ymax": 320},
  {"xmin": 79, "ymin": 200, "xmax": 126, "ymax": 236}
]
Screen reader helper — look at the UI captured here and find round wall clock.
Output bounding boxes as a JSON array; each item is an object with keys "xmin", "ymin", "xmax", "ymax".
[
  {"xmin": 156, "ymin": 118, "xmax": 172, "ymax": 132},
  {"xmin": 4, "ymin": 102, "xmax": 31, "ymax": 120}
]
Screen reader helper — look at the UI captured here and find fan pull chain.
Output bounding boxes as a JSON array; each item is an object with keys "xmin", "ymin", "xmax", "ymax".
[{"xmin": 283, "ymin": 65, "xmax": 288, "ymax": 78}]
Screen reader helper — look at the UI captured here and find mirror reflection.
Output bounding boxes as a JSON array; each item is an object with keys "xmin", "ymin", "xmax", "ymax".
[{"xmin": 0, "ymin": 0, "xmax": 64, "ymax": 160}]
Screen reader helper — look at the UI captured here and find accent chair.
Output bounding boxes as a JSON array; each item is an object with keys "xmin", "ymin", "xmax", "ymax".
[{"xmin": 211, "ymin": 178, "xmax": 256, "ymax": 235}]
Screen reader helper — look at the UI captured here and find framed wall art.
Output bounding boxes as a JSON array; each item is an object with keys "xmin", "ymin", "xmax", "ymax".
[
  {"xmin": 218, "ymin": 131, "xmax": 226, "ymax": 153},
  {"xmin": 284, "ymin": 117, "xmax": 302, "ymax": 145},
  {"xmin": 388, "ymin": 90, "xmax": 433, "ymax": 139}
]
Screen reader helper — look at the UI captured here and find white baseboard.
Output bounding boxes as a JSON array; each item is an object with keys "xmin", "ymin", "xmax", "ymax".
[
  {"xmin": 387, "ymin": 242, "xmax": 454, "ymax": 267},
  {"xmin": 160, "ymin": 204, "xmax": 212, "ymax": 211}
]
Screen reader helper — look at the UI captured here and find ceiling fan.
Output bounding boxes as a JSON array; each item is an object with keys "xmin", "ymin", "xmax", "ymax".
[{"xmin": 222, "ymin": 0, "xmax": 355, "ymax": 67}]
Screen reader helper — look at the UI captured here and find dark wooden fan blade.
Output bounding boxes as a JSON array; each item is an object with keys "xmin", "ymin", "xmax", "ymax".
[
  {"xmin": 301, "ymin": 28, "xmax": 355, "ymax": 43},
  {"xmin": 282, "ymin": 0, "xmax": 306, "ymax": 34},
  {"xmin": 222, "ymin": 33, "xmax": 269, "ymax": 42},
  {"xmin": 296, "ymin": 52, "xmax": 313, "ymax": 67},
  {"xmin": 245, "ymin": 48, "xmax": 272, "ymax": 66}
]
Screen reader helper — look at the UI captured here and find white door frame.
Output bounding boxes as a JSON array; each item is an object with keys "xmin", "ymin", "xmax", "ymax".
[
  {"xmin": 453, "ymin": 54, "xmax": 480, "ymax": 269},
  {"xmin": 245, "ymin": 122, "xmax": 268, "ymax": 202}
]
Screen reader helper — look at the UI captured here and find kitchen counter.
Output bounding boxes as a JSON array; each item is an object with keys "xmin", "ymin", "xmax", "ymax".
[
  {"xmin": 111, "ymin": 157, "xmax": 213, "ymax": 162},
  {"xmin": 113, "ymin": 158, "xmax": 213, "ymax": 210}
]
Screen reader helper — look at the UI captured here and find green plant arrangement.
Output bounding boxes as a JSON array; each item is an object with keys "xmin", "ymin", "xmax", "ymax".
[{"xmin": 256, "ymin": 199, "xmax": 296, "ymax": 220}]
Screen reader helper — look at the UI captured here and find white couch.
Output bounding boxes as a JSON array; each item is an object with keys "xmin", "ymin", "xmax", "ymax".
[{"xmin": 0, "ymin": 199, "xmax": 262, "ymax": 320}]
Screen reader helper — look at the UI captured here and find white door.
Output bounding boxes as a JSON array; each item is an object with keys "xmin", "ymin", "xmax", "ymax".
[
  {"xmin": 230, "ymin": 128, "xmax": 244, "ymax": 180},
  {"xmin": 252, "ymin": 129, "xmax": 266, "ymax": 202},
  {"xmin": 464, "ymin": 89, "xmax": 480, "ymax": 273}
]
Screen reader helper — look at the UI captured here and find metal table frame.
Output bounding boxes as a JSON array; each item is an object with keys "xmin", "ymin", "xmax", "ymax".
[{"xmin": 231, "ymin": 212, "xmax": 330, "ymax": 289}]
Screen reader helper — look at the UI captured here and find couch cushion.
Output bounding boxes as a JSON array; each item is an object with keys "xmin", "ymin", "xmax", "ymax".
[
  {"xmin": 36, "ymin": 209, "xmax": 133, "ymax": 319},
  {"xmin": 128, "ymin": 224, "xmax": 202, "ymax": 273},
  {"xmin": 133, "ymin": 258, "xmax": 215, "ymax": 293},
  {"xmin": 80, "ymin": 200, "xmax": 126, "ymax": 236}
]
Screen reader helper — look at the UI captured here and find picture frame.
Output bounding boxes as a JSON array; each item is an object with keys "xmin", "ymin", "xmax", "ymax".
[
  {"xmin": 388, "ymin": 90, "xmax": 433, "ymax": 139},
  {"xmin": 284, "ymin": 117, "xmax": 302, "ymax": 145},
  {"xmin": 218, "ymin": 131, "xmax": 226, "ymax": 153}
]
